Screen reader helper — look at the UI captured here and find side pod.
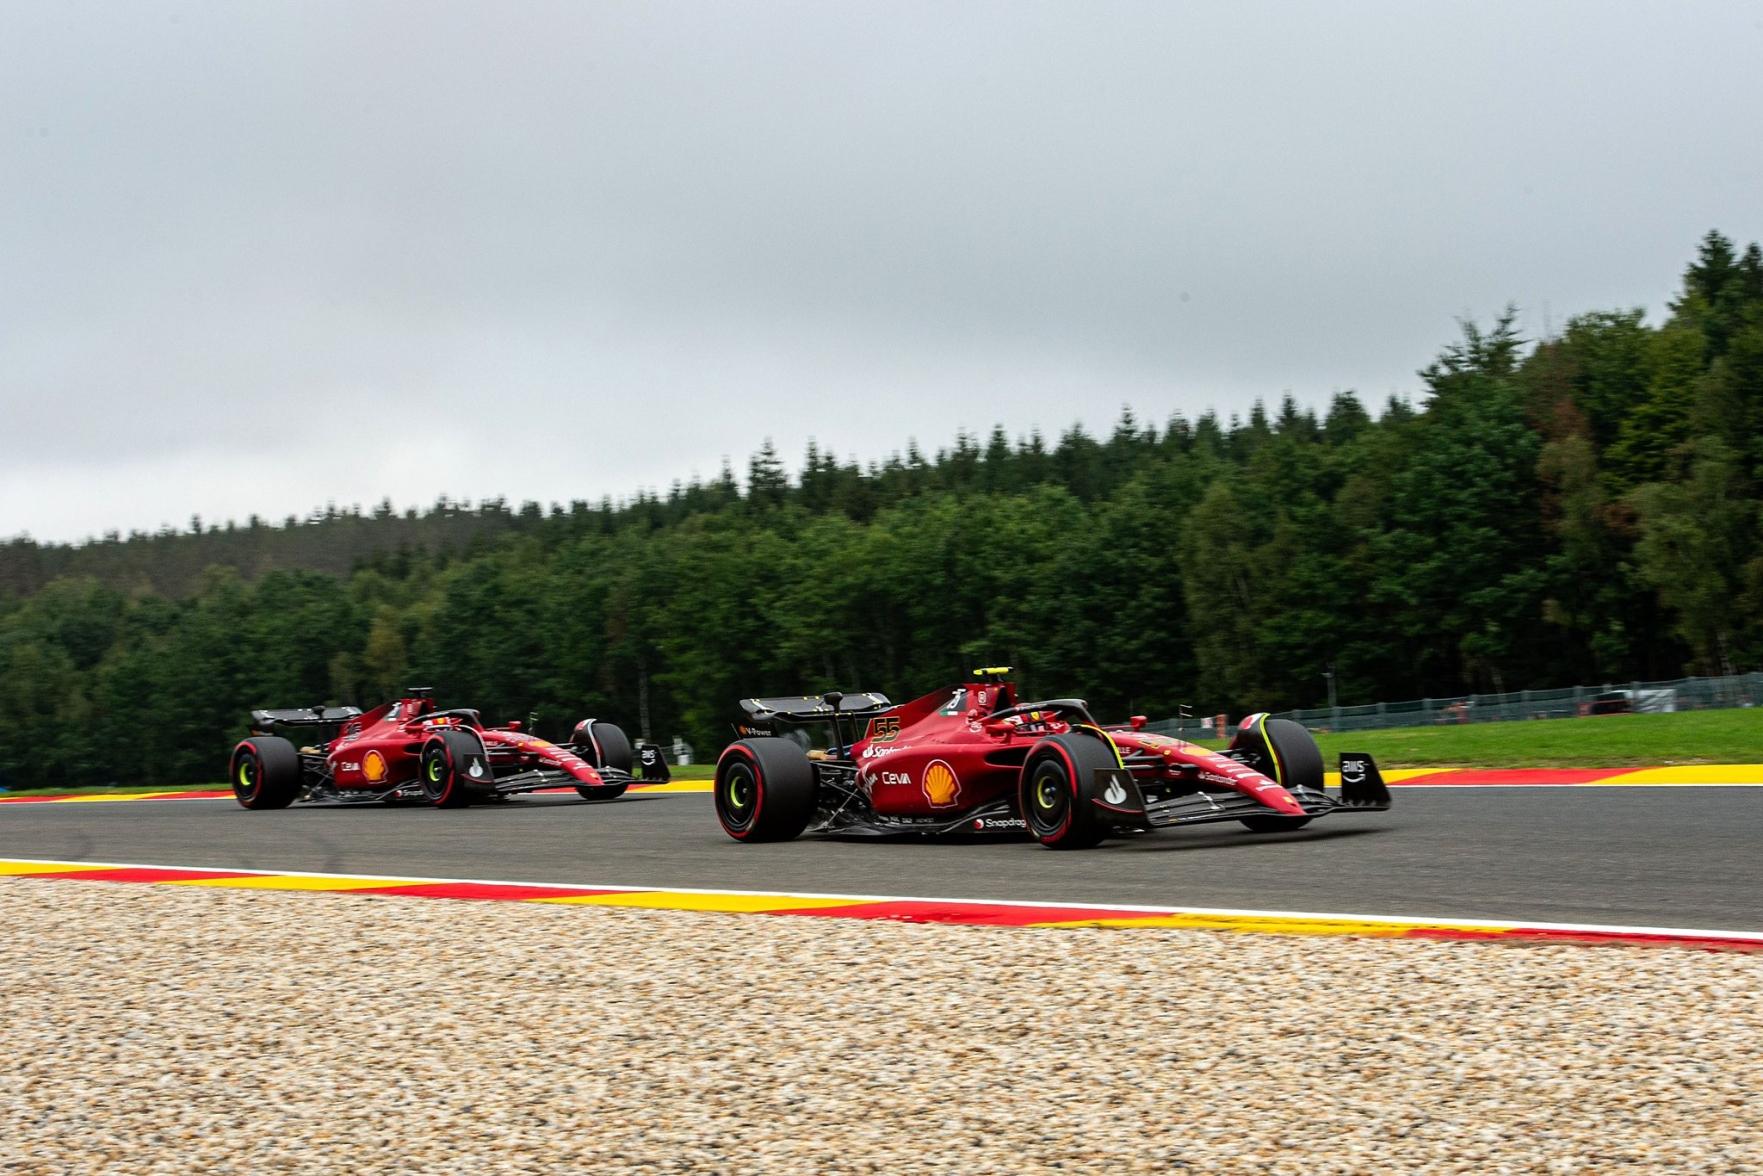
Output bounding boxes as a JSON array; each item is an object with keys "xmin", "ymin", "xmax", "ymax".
[{"xmin": 1338, "ymin": 753, "xmax": 1392, "ymax": 810}]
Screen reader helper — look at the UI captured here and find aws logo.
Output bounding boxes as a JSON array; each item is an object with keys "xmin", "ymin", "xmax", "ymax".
[
  {"xmin": 922, "ymin": 760, "xmax": 961, "ymax": 808},
  {"xmin": 362, "ymin": 750, "xmax": 388, "ymax": 783}
]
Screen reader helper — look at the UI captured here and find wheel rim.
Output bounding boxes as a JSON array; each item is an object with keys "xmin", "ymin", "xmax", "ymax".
[
  {"xmin": 720, "ymin": 761, "xmax": 758, "ymax": 832},
  {"xmin": 1025, "ymin": 759, "xmax": 1070, "ymax": 837},
  {"xmin": 234, "ymin": 755, "xmax": 259, "ymax": 798},
  {"xmin": 421, "ymin": 748, "xmax": 448, "ymax": 800}
]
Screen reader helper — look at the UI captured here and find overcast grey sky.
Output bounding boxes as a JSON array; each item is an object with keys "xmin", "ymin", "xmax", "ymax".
[{"xmin": 3, "ymin": 1, "xmax": 1760, "ymax": 543}]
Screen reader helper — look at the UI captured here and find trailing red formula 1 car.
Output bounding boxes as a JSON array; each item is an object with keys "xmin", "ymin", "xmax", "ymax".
[
  {"xmin": 714, "ymin": 668, "xmax": 1389, "ymax": 848},
  {"xmin": 229, "ymin": 687, "xmax": 635, "ymax": 809}
]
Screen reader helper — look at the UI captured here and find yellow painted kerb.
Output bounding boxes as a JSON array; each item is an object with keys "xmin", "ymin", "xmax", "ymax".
[
  {"xmin": 534, "ymin": 891, "xmax": 863, "ymax": 913},
  {"xmin": 0, "ymin": 860, "xmax": 108, "ymax": 876},
  {"xmin": 165, "ymin": 875, "xmax": 409, "ymax": 892},
  {"xmin": 1597, "ymin": 765, "xmax": 1763, "ymax": 785}
]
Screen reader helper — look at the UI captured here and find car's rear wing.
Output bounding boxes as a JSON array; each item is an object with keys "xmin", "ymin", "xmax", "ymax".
[
  {"xmin": 250, "ymin": 706, "xmax": 363, "ymax": 733},
  {"xmin": 735, "ymin": 692, "xmax": 893, "ymax": 736}
]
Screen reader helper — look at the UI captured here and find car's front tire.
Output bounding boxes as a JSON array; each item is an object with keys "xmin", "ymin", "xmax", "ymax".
[
  {"xmin": 571, "ymin": 719, "xmax": 634, "ymax": 800},
  {"xmin": 1020, "ymin": 733, "xmax": 1118, "ymax": 849},
  {"xmin": 1231, "ymin": 715, "xmax": 1321, "ymax": 832},
  {"xmin": 230, "ymin": 737, "xmax": 301, "ymax": 810},
  {"xmin": 714, "ymin": 738, "xmax": 816, "ymax": 842},
  {"xmin": 420, "ymin": 730, "xmax": 483, "ymax": 808}
]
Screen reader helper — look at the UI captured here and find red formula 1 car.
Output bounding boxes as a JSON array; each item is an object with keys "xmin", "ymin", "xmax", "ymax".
[
  {"xmin": 228, "ymin": 687, "xmax": 635, "ymax": 809},
  {"xmin": 713, "ymin": 668, "xmax": 1390, "ymax": 848}
]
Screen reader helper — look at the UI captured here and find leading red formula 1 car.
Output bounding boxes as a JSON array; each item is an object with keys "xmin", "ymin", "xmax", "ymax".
[
  {"xmin": 228, "ymin": 687, "xmax": 635, "ymax": 809},
  {"xmin": 713, "ymin": 669, "xmax": 1389, "ymax": 848}
]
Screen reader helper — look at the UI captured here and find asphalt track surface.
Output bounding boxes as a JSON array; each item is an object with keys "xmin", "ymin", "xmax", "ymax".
[{"xmin": 3, "ymin": 786, "xmax": 1760, "ymax": 931}]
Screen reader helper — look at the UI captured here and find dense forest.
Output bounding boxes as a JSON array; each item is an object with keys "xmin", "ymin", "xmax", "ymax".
[{"xmin": 3, "ymin": 232, "xmax": 1761, "ymax": 789}]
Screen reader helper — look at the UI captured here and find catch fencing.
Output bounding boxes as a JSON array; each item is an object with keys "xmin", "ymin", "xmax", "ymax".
[{"xmin": 1147, "ymin": 672, "xmax": 1763, "ymax": 738}]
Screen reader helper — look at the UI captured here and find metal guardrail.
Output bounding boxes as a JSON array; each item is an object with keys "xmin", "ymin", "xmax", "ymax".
[{"xmin": 1147, "ymin": 672, "xmax": 1763, "ymax": 738}]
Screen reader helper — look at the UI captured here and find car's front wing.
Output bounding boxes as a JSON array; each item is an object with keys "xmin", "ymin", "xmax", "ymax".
[
  {"xmin": 477, "ymin": 765, "xmax": 634, "ymax": 796},
  {"xmin": 1135, "ymin": 785, "xmax": 1388, "ymax": 829}
]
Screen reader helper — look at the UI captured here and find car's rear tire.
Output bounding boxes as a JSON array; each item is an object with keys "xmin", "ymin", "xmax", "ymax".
[
  {"xmin": 714, "ymin": 738, "xmax": 816, "ymax": 842},
  {"xmin": 420, "ymin": 731, "xmax": 482, "ymax": 808},
  {"xmin": 1020, "ymin": 733, "xmax": 1117, "ymax": 849},
  {"xmin": 1231, "ymin": 715, "xmax": 1320, "ymax": 832},
  {"xmin": 571, "ymin": 720, "xmax": 634, "ymax": 800},
  {"xmin": 230, "ymin": 737, "xmax": 301, "ymax": 810}
]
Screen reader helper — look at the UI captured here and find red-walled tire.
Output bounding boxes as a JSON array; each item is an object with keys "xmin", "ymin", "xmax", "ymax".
[
  {"xmin": 420, "ymin": 731, "xmax": 482, "ymax": 809},
  {"xmin": 230, "ymin": 737, "xmax": 301, "ymax": 810},
  {"xmin": 1020, "ymin": 733, "xmax": 1116, "ymax": 849},
  {"xmin": 714, "ymin": 738, "xmax": 816, "ymax": 842}
]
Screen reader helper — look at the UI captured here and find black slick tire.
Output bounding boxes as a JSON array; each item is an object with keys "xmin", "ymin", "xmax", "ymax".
[
  {"xmin": 420, "ymin": 730, "xmax": 482, "ymax": 808},
  {"xmin": 1233, "ymin": 716, "xmax": 1320, "ymax": 832},
  {"xmin": 230, "ymin": 737, "xmax": 301, "ymax": 810},
  {"xmin": 714, "ymin": 738, "xmax": 816, "ymax": 842},
  {"xmin": 572, "ymin": 720, "xmax": 634, "ymax": 800},
  {"xmin": 1020, "ymin": 733, "xmax": 1117, "ymax": 849}
]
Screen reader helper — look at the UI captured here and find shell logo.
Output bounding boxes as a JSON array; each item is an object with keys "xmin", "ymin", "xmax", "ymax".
[
  {"xmin": 922, "ymin": 760, "xmax": 961, "ymax": 808},
  {"xmin": 362, "ymin": 750, "xmax": 388, "ymax": 783}
]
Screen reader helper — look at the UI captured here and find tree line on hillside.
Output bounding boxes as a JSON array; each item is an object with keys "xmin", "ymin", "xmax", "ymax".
[{"xmin": 2, "ymin": 232, "xmax": 1760, "ymax": 789}]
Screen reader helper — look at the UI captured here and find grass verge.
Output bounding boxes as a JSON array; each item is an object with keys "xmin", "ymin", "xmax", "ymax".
[
  {"xmin": 0, "ymin": 783, "xmax": 225, "ymax": 797},
  {"xmin": 1301, "ymin": 708, "xmax": 1763, "ymax": 768}
]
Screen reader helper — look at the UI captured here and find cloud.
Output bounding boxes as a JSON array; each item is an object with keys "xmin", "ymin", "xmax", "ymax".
[{"xmin": 3, "ymin": 0, "xmax": 1761, "ymax": 540}]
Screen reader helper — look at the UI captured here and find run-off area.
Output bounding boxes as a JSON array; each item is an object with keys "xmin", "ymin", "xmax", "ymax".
[{"xmin": 4, "ymin": 879, "xmax": 1760, "ymax": 1173}]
